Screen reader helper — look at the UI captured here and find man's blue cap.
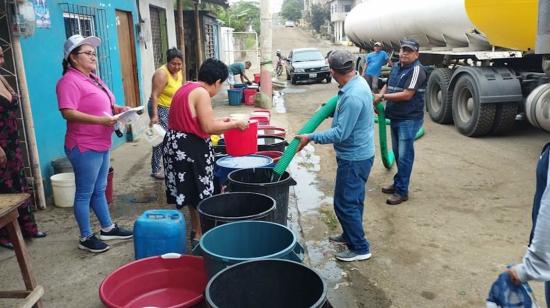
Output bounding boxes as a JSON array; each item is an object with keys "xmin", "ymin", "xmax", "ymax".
[{"xmin": 400, "ymin": 39, "xmax": 420, "ymax": 51}]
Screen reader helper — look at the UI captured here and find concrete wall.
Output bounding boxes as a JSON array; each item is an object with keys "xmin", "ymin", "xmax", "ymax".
[{"xmin": 20, "ymin": 0, "xmax": 141, "ymax": 195}]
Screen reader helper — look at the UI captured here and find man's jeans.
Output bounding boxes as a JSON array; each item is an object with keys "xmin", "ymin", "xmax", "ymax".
[
  {"xmin": 66, "ymin": 147, "xmax": 113, "ymax": 238},
  {"xmin": 334, "ymin": 157, "xmax": 374, "ymax": 254},
  {"xmin": 390, "ymin": 119, "xmax": 423, "ymax": 197}
]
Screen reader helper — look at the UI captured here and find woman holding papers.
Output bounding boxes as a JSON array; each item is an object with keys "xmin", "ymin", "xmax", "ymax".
[{"xmin": 56, "ymin": 34, "xmax": 133, "ymax": 253}]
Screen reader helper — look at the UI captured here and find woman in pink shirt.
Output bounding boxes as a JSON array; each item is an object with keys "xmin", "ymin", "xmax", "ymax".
[
  {"xmin": 163, "ymin": 58, "xmax": 247, "ymax": 245},
  {"xmin": 56, "ymin": 35, "xmax": 132, "ymax": 253}
]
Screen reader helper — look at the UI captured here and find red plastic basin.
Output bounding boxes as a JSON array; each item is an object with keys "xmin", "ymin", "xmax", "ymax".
[{"xmin": 99, "ymin": 254, "xmax": 207, "ymax": 308}]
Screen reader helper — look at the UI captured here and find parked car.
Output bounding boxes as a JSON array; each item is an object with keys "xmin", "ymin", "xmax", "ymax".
[
  {"xmin": 285, "ymin": 48, "xmax": 331, "ymax": 85},
  {"xmin": 284, "ymin": 21, "xmax": 295, "ymax": 27}
]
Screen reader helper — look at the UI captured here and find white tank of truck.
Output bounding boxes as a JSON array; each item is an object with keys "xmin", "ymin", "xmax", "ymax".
[{"xmin": 345, "ymin": 0, "xmax": 550, "ymax": 136}]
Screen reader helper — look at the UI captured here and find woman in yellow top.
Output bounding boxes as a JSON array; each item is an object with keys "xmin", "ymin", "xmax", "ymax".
[{"xmin": 148, "ymin": 48, "xmax": 183, "ymax": 179}]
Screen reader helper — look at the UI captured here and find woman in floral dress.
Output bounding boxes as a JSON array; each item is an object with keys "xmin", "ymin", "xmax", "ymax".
[{"xmin": 163, "ymin": 58, "xmax": 247, "ymax": 245}]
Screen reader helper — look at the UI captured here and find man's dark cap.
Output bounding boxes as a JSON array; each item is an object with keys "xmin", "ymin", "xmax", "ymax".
[
  {"xmin": 328, "ymin": 50, "xmax": 354, "ymax": 72},
  {"xmin": 400, "ymin": 39, "xmax": 420, "ymax": 51}
]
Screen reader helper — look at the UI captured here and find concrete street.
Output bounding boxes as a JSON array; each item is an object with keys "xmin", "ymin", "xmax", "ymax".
[{"xmin": 1, "ymin": 24, "xmax": 549, "ymax": 307}]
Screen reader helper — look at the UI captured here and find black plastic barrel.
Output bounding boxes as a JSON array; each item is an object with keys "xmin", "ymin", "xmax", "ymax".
[
  {"xmin": 257, "ymin": 136, "xmax": 288, "ymax": 152},
  {"xmin": 227, "ymin": 168, "xmax": 296, "ymax": 226},
  {"xmin": 205, "ymin": 259, "xmax": 328, "ymax": 308},
  {"xmin": 197, "ymin": 192, "xmax": 276, "ymax": 233}
]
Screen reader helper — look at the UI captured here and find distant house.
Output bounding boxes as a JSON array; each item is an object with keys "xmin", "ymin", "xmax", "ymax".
[{"xmin": 329, "ymin": 0, "xmax": 353, "ymax": 44}]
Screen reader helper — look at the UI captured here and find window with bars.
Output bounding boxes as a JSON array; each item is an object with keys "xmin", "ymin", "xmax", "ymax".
[
  {"xmin": 149, "ymin": 5, "xmax": 168, "ymax": 69},
  {"xmin": 59, "ymin": 3, "xmax": 113, "ymax": 90}
]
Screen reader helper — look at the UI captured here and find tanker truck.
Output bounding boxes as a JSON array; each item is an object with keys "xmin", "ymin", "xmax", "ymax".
[{"xmin": 345, "ymin": 0, "xmax": 550, "ymax": 136}]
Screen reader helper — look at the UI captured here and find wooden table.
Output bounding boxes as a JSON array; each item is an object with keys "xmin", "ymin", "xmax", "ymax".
[{"xmin": 0, "ymin": 193, "xmax": 43, "ymax": 308}]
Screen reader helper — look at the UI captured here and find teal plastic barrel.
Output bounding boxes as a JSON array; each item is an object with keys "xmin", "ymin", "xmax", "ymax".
[
  {"xmin": 198, "ymin": 221, "xmax": 304, "ymax": 279},
  {"xmin": 228, "ymin": 89, "xmax": 243, "ymax": 106}
]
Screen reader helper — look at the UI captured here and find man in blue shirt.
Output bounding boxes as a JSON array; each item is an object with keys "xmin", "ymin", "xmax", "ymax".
[
  {"xmin": 374, "ymin": 39, "xmax": 427, "ymax": 205},
  {"xmin": 227, "ymin": 61, "xmax": 252, "ymax": 85},
  {"xmin": 296, "ymin": 50, "xmax": 375, "ymax": 262},
  {"xmin": 364, "ymin": 42, "xmax": 390, "ymax": 93}
]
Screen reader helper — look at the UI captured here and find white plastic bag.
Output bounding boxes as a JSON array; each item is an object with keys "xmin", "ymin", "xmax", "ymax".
[{"xmin": 144, "ymin": 124, "xmax": 166, "ymax": 147}]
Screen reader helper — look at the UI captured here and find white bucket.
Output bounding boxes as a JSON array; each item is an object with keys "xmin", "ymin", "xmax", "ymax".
[
  {"xmin": 50, "ymin": 172, "xmax": 75, "ymax": 208},
  {"xmin": 144, "ymin": 124, "xmax": 166, "ymax": 147}
]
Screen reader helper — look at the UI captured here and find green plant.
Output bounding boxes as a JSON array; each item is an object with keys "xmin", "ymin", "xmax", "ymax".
[{"xmin": 280, "ymin": 0, "xmax": 303, "ymax": 22}]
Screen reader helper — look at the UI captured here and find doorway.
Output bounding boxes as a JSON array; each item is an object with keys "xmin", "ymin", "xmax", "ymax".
[{"xmin": 116, "ymin": 10, "xmax": 140, "ymax": 107}]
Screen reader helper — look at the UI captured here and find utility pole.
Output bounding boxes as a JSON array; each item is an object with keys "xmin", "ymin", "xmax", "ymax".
[
  {"xmin": 260, "ymin": 0, "xmax": 273, "ymax": 104},
  {"xmin": 177, "ymin": 0, "xmax": 187, "ymax": 82},
  {"xmin": 194, "ymin": 0, "xmax": 204, "ymax": 71}
]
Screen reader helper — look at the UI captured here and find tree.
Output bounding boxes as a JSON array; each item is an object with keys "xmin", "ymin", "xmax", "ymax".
[
  {"xmin": 215, "ymin": 2, "xmax": 261, "ymax": 33},
  {"xmin": 280, "ymin": 0, "xmax": 303, "ymax": 22},
  {"xmin": 308, "ymin": 3, "xmax": 329, "ymax": 32}
]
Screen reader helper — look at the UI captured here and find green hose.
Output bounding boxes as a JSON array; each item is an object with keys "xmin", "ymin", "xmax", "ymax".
[
  {"xmin": 376, "ymin": 102, "xmax": 395, "ymax": 169},
  {"xmin": 273, "ymin": 95, "xmax": 339, "ymax": 176}
]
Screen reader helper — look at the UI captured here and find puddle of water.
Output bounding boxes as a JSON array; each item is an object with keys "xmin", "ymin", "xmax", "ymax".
[{"xmin": 289, "ymin": 144, "xmax": 332, "ymax": 212}]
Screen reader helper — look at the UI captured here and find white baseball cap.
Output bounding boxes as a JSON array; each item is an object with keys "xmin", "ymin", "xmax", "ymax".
[{"xmin": 64, "ymin": 34, "xmax": 101, "ymax": 60}]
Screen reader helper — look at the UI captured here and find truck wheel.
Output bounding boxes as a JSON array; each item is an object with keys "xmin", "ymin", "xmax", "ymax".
[
  {"xmin": 325, "ymin": 76, "xmax": 332, "ymax": 83},
  {"xmin": 490, "ymin": 103, "xmax": 517, "ymax": 135},
  {"xmin": 291, "ymin": 75, "xmax": 297, "ymax": 85},
  {"xmin": 452, "ymin": 74, "xmax": 496, "ymax": 136},
  {"xmin": 426, "ymin": 68, "xmax": 453, "ymax": 124}
]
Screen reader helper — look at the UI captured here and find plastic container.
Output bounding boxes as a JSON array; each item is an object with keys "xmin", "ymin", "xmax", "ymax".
[
  {"xmin": 224, "ymin": 121, "xmax": 258, "ymax": 156},
  {"xmin": 197, "ymin": 221, "xmax": 304, "ymax": 279},
  {"xmin": 251, "ymin": 110, "xmax": 271, "ymax": 120},
  {"xmin": 254, "ymin": 73, "xmax": 261, "ymax": 84},
  {"xmin": 243, "ymin": 89, "xmax": 257, "ymax": 106},
  {"xmin": 106, "ymin": 167, "xmax": 114, "ymax": 205},
  {"xmin": 214, "ymin": 154, "xmax": 273, "ymax": 187},
  {"xmin": 258, "ymin": 136, "xmax": 288, "ymax": 152},
  {"xmin": 227, "ymin": 168, "xmax": 296, "ymax": 226},
  {"xmin": 229, "ymin": 113, "xmax": 249, "ymax": 121},
  {"xmin": 258, "ymin": 125, "xmax": 287, "ymax": 138},
  {"xmin": 50, "ymin": 172, "xmax": 75, "ymax": 208},
  {"xmin": 144, "ymin": 124, "xmax": 166, "ymax": 147},
  {"xmin": 197, "ymin": 192, "xmax": 276, "ymax": 233},
  {"xmin": 249, "ymin": 115, "xmax": 270, "ymax": 125},
  {"xmin": 255, "ymin": 151, "xmax": 284, "ymax": 166},
  {"xmin": 233, "ymin": 83, "xmax": 247, "ymax": 89},
  {"xmin": 51, "ymin": 157, "xmax": 73, "ymax": 174},
  {"xmin": 100, "ymin": 254, "xmax": 207, "ymax": 308},
  {"xmin": 206, "ymin": 259, "xmax": 328, "ymax": 308},
  {"xmin": 228, "ymin": 89, "xmax": 243, "ymax": 106},
  {"xmin": 134, "ymin": 210, "xmax": 186, "ymax": 259}
]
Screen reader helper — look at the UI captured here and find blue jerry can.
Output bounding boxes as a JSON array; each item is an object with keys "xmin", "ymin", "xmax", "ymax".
[{"xmin": 133, "ymin": 209, "xmax": 186, "ymax": 259}]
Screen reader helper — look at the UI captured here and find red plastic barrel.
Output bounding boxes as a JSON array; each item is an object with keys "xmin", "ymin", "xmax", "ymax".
[
  {"xmin": 243, "ymin": 88, "xmax": 257, "ymax": 106},
  {"xmin": 99, "ymin": 254, "xmax": 207, "ymax": 308},
  {"xmin": 224, "ymin": 120, "xmax": 258, "ymax": 156},
  {"xmin": 106, "ymin": 167, "xmax": 114, "ymax": 205}
]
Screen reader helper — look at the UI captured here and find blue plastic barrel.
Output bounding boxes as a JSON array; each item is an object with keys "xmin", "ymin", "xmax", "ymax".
[
  {"xmin": 214, "ymin": 154, "xmax": 273, "ymax": 188},
  {"xmin": 197, "ymin": 221, "xmax": 304, "ymax": 279},
  {"xmin": 133, "ymin": 210, "xmax": 186, "ymax": 259},
  {"xmin": 228, "ymin": 89, "xmax": 243, "ymax": 106}
]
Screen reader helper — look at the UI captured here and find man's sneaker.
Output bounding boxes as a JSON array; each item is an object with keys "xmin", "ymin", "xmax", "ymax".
[
  {"xmin": 328, "ymin": 234, "xmax": 347, "ymax": 244},
  {"xmin": 381, "ymin": 184, "xmax": 395, "ymax": 194},
  {"xmin": 335, "ymin": 250, "xmax": 372, "ymax": 262},
  {"xmin": 386, "ymin": 193, "xmax": 409, "ymax": 205},
  {"xmin": 78, "ymin": 235, "xmax": 110, "ymax": 253},
  {"xmin": 99, "ymin": 224, "xmax": 133, "ymax": 240}
]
